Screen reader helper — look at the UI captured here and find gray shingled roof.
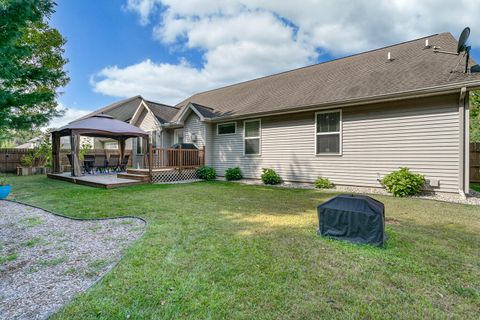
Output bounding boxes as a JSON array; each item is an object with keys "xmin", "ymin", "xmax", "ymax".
[
  {"xmin": 78, "ymin": 96, "xmax": 143, "ymax": 122},
  {"xmin": 144, "ymin": 100, "xmax": 179, "ymax": 123},
  {"xmin": 175, "ymin": 33, "xmax": 480, "ymax": 119}
]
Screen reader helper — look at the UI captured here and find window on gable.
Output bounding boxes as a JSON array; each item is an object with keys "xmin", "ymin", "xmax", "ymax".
[
  {"xmin": 217, "ymin": 122, "xmax": 236, "ymax": 135},
  {"xmin": 244, "ymin": 120, "xmax": 261, "ymax": 155},
  {"xmin": 316, "ymin": 111, "xmax": 341, "ymax": 155}
]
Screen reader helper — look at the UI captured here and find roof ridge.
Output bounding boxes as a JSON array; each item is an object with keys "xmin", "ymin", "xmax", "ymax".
[
  {"xmin": 181, "ymin": 33, "xmax": 444, "ymax": 101},
  {"xmin": 77, "ymin": 95, "xmax": 143, "ymax": 120},
  {"xmin": 144, "ymin": 99, "xmax": 178, "ymax": 109}
]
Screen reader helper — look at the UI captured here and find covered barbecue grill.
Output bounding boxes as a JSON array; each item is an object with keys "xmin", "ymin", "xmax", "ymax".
[{"xmin": 317, "ymin": 194, "xmax": 386, "ymax": 246}]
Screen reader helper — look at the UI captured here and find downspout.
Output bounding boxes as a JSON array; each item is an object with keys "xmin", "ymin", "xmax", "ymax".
[{"xmin": 458, "ymin": 87, "xmax": 468, "ymax": 196}]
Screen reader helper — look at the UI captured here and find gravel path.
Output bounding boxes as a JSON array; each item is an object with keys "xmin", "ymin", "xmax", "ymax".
[{"xmin": 0, "ymin": 201, "xmax": 145, "ymax": 320}]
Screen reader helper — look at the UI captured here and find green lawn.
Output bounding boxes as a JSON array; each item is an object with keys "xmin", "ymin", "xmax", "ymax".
[
  {"xmin": 471, "ymin": 183, "xmax": 480, "ymax": 192},
  {"xmin": 5, "ymin": 175, "xmax": 480, "ymax": 319}
]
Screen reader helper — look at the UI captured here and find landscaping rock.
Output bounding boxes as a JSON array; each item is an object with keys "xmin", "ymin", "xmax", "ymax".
[{"xmin": 0, "ymin": 201, "xmax": 145, "ymax": 320}]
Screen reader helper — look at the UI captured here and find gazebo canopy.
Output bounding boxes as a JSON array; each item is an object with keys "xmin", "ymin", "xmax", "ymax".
[
  {"xmin": 55, "ymin": 114, "xmax": 148, "ymax": 138},
  {"xmin": 51, "ymin": 114, "xmax": 149, "ymax": 177}
]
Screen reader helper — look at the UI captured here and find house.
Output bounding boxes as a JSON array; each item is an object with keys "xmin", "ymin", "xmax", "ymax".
[
  {"xmin": 77, "ymin": 96, "xmax": 179, "ymax": 168},
  {"xmin": 78, "ymin": 32, "xmax": 480, "ymax": 194}
]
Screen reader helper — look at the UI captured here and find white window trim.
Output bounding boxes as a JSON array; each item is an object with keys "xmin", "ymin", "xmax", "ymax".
[
  {"xmin": 315, "ymin": 109, "xmax": 342, "ymax": 156},
  {"xmin": 243, "ymin": 119, "xmax": 261, "ymax": 156},
  {"xmin": 216, "ymin": 122, "xmax": 237, "ymax": 135},
  {"xmin": 173, "ymin": 128, "xmax": 184, "ymax": 144}
]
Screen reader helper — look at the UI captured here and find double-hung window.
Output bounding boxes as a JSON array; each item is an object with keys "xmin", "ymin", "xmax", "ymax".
[
  {"xmin": 244, "ymin": 119, "xmax": 261, "ymax": 155},
  {"xmin": 315, "ymin": 110, "xmax": 342, "ymax": 155}
]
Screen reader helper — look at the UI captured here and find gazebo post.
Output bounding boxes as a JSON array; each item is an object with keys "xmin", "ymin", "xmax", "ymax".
[
  {"xmin": 52, "ymin": 132, "xmax": 61, "ymax": 173},
  {"xmin": 147, "ymin": 139, "xmax": 152, "ymax": 182},
  {"xmin": 118, "ymin": 138, "xmax": 126, "ymax": 162},
  {"xmin": 70, "ymin": 132, "xmax": 82, "ymax": 177}
]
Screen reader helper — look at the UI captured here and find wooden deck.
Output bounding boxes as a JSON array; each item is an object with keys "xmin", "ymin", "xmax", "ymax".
[{"xmin": 47, "ymin": 172, "xmax": 147, "ymax": 189}]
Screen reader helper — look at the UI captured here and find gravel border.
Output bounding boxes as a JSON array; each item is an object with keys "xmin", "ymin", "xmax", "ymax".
[
  {"xmin": 223, "ymin": 178, "xmax": 480, "ymax": 205},
  {"xmin": 0, "ymin": 200, "xmax": 146, "ymax": 320}
]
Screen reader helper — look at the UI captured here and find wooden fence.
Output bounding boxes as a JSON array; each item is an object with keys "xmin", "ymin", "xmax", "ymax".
[
  {"xmin": 149, "ymin": 146, "xmax": 205, "ymax": 170},
  {"xmin": 0, "ymin": 149, "xmax": 31, "ymax": 172},
  {"xmin": 0, "ymin": 148, "xmax": 132, "ymax": 173},
  {"xmin": 471, "ymin": 143, "xmax": 480, "ymax": 183}
]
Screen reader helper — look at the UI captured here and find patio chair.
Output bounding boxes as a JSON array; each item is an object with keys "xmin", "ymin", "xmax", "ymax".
[
  {"xmin": 108, "ymin": 154, "xmax": 120, "ymax": 172},
  {"xmin": 93, "ymin": 154, "xmax": 107, "ymax": 173},
  {"xmin": 119, "ymin": 154, "xmax": 130, "ymax": 172},
  {"xmin": 83, "ymin": 154, "xmax": 95, "ymax": 174}
]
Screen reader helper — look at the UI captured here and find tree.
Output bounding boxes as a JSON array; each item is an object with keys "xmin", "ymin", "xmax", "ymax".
[
  {"xmin": 0, "ymin": 0, "xmax": 69, "ymax": 136},
  {"xmin": 471, "ymin": 91, "xmax": 480, "ymax": 143}
]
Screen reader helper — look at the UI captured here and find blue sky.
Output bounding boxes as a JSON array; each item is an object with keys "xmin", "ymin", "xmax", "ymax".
[{"xmin": 49, "ymin": 0, "xmax": 480, "ymax": 127}]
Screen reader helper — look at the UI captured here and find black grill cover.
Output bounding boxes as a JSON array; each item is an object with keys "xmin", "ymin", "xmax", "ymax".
[{"xmin": 317, "ymin": 194, "xmax": 385, "ymax": 246}]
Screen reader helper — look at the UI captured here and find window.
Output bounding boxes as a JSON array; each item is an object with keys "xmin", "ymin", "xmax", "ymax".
[
  {"xmin": 244, "ymin": 119, "xmax": 261, "ymax": 155},
  {"xmin": 217, "ymin": 122, "xmax": 236, "ymax": 135},
  {"xmin": 104, "ymin": 142, "xmax": 118, "ymax": 150},
  {"xmin": 315, "ymin": 110, "xmax": 342, "ymax": 155},
  {"xmin": 174, "ymin": 129, "xmax": 184, "ymax": 144},
  {"xmin": 136, "ymin": 137, "xmax": 143, "ymax": 154}
]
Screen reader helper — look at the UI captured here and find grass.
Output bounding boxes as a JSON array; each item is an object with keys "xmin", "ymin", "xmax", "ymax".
[
  {"xmin": 471, "ymin": 183, "xmax": 480, "ymax": 192},
  {"xmin": 20, "ymin": 216, "xmax": 43, "ymax": 227},
  {"xmin": 38, "ymin": 256, "xmax": 68, "ymax": 268},
  {"xmin": 6, "ymin": 175, "xmax": 480, "ymax": 319},
  {"xmin": 0, "ymin": 252, "xmax": 18, "ymax": 264}
]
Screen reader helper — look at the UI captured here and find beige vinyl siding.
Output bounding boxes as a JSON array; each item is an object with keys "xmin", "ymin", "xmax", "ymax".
[
  {"xmin": 136, "ymin": 109, "xmax": 158, "ymax": 131},
  {"xmin": 184, "ymin": 112, "xmax": 205, "ymax": 148},
  {"xmin": 160, "ymin": 129, "xmax": 173, "ymax": 148},
  {"xmin": 211, "ymin": 94, "xmax": 461, "ymax": 193}
]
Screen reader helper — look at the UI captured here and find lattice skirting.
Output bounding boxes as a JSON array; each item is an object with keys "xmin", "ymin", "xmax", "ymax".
[{"xmin": 151, "ymin": 169, "xmax": 199, "ymax": 183}]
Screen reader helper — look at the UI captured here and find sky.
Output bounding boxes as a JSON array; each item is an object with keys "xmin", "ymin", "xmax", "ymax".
[{"xmin": 49, "ymin": 0, "xmax": 480, "ymax": 127}]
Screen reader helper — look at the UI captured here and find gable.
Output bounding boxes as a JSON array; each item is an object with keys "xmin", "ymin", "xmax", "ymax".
[{"xmin": 135, "ymin": 108, "xmax": 158, "ymax": 131}]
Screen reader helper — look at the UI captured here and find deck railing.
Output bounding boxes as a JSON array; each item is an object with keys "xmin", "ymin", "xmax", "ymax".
[{"xmin": 148, "ymin": 146, "xmax": 205, "ymax": 170}]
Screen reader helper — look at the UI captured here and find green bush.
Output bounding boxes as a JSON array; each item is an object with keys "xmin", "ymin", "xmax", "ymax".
[
  {"xmin": 314, "ymin": 177, "xmax": 334, "ymax": 189},
  {"xmin": 225, "ymin": 167, "xmax": 243, "ymax": 181},
  {"xmin": 197, "ymin": 166, "xmax": 217, "ymax": 181},
  {"xmin": 261, "ymin": 168, "xmax": 281, "ymax": 185},
  {"xmin": 0, "ymin": 176, "xmax": 8, "ymax": 186},
  {"xmin": 381, "ymin": 167, "xmax": 425, "ymax": 197},
  {"xmin": 20, "ymin": 153, "xmax": 35, "ymax": 167}
]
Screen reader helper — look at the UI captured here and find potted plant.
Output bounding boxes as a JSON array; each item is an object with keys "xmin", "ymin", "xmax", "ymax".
[{"xmin": 0, "ymin": 176, "xmax": 10, "ymax": 200}]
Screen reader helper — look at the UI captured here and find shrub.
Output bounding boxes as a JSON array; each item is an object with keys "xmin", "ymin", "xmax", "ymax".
[
  {"xmin": 19, "ymin": 139, "xmax": 52, "ymax": 167},
  {"xmin": 225, "ymin": 167, "xmax": 243, "ymax": 181},
  {"xmin": 79, "ymin": 142, "xmax": 92, "ymax": 161},
  {"xmin": 20, "ymin": 154, "xmax": 35, "ymax": 167},
  {"xmin": 197, "ymin": 166, "xmax": 217, "ymax": 181},
  {"xmin": 261, "ymin": 168, "xmax": 281, "ymax": 185},
  {"xmin": 381, "ymin": 167, "xmax": 425, "ymax": 197},
  {"xmin": 314, "ymin": 177, "xmax": 334, "ymax": 189},
  {"xmin": 0, "ymin": 176, "xmax": 8, "ymax": 186}
]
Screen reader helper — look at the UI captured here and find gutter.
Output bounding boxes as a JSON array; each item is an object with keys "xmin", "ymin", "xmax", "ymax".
[
  {"xmin": 458, "ymin": 87, "xmax": 469, "ymax": 196},
  {"xmin": 201, "ymin": 80, "xmax": 480, "ymax": 122}
]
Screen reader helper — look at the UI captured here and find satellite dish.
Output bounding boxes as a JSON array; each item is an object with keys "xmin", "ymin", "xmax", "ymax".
[{"xmin": 457, "ymin": 27, "xmax": 471, "ymax": 53}]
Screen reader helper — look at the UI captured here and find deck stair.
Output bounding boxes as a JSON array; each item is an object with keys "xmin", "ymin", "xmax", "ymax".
[{"xmin": 117, "ymin": 169, "xmax": 150, "ymax": 182}]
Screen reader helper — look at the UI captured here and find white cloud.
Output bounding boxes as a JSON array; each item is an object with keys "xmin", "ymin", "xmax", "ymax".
[
  {"xmin": 47, "ymin": 103, "xmax": 90, "ymax": 129},
  {"xmin": 92, "ymin": 0, "xmax": 480, "ymax": 105},
  {"xmin": 125, "ymin": 0, "xmax": 161, "ymax": 25}
]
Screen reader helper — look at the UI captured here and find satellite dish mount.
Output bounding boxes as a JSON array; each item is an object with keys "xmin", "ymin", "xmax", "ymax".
[{"xmin": 433, "ymin": 27, "xmax": 471, "ymax": 73}]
